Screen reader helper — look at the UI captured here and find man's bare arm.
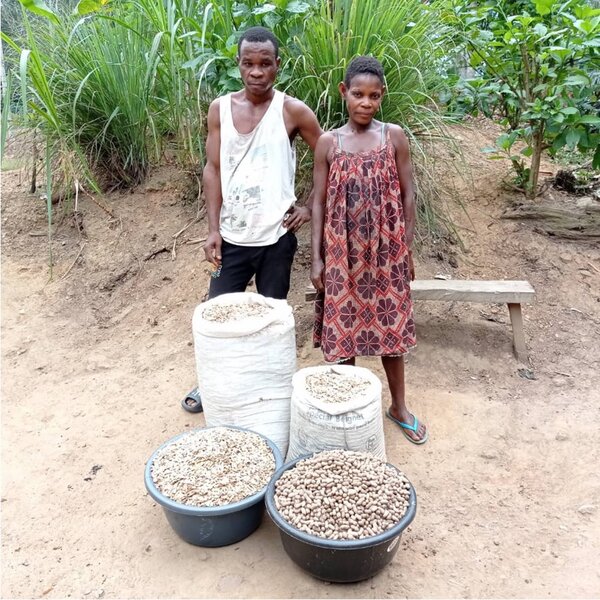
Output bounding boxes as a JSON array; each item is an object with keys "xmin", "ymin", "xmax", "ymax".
[
  {"xmin": 203, "ymin": 99, "xmax": 223, "ymax": 266},
  {"xmin": 283, "ymin": 97, "xmax": 323, "ymax": 232}
]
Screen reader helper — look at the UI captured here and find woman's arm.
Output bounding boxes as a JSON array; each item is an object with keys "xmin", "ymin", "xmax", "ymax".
[
  {"xmin": 389, "ymin": 125, "xmax": 416, "ymax": 248},
  {"xmin": 310, "ymin": 133, "xmax": 334, "ymax": 292}
]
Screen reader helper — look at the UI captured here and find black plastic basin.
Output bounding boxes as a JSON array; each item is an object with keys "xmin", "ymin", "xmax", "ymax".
[
  {"xmin": 265, "ymin": 455, "xmax": 417, "ymax": 582},
  {"xmin": 145, "ymin": 426, "xmax": 283, "ymax": 547}
]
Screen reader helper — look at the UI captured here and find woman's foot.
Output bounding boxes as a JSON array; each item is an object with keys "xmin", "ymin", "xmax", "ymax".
[{"xmin": 386, "ymin": 407, "xmax": 428, "ymax": 444}]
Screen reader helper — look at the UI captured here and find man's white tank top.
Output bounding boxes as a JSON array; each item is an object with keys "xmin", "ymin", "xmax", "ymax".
[{"xmin": 219, "ymin": 89, "xmax": 296, "ymax": 246}]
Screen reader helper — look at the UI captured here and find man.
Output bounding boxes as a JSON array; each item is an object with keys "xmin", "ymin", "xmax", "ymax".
[{"xmin": 182, "ymin": 26, "xmax": 322, "ymax": 412}]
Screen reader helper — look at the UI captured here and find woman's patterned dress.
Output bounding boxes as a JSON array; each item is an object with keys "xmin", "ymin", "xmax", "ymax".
[{"xmin": 314, "ymin": 125, "xmax": 416, "ymax": 362}]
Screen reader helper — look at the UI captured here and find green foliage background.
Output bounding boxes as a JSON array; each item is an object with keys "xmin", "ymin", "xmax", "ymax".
[{"xmin": 1, "ymin": 0, "xmax": 458, "ymax": 239}]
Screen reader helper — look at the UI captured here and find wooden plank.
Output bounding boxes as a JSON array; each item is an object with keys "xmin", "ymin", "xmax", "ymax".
[
  {"xmin": 508, "ymin": 303, "xmax": 528, "ymax": 363},
  {"xmin": 410, "ymin": 280, "xmax": 536, "ymax": 303},
  {"xmin": 305, "ymin": 280, "xmax": 536, "ymax": 303}
]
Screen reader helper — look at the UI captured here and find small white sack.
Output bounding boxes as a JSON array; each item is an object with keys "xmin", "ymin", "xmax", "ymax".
[
  {"xmin": 286, "ymin": 365, "xmax": 386, "ymax": 462},
  {"xmin": 193, "ymin": 292, "xmax": 296, "ymax": 456}
]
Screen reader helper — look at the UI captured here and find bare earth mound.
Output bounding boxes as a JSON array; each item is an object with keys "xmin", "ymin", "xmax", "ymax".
[{"xmin": 2, "ymin": 121, "xmax": 599, "ymax": 598}]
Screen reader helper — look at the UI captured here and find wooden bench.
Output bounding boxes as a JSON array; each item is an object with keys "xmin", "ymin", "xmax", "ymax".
[{"xmin": 305, "ymin": 280, "xmax": 536, "ymax": 362}]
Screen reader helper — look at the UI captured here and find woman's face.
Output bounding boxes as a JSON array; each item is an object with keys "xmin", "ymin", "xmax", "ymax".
[{"xmin": 340, "ymin": 74, "xmax": 385, "ymax": 126}]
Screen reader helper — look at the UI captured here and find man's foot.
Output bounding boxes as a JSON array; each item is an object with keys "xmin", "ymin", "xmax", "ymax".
[
  {"xmin": 386, "ymin": 409, "xmax": 428, "ymax": 445},
  {"xmin": 181, "ymin": 388, "xmax": 203, "ymax": 413}
]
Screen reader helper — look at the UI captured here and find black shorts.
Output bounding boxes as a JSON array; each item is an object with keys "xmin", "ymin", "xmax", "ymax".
[{"xmin": 208, "ymin": 231, "xmax": 298, "ymax": 300}]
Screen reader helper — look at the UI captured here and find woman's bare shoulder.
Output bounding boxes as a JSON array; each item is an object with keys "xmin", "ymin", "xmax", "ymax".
[
  {"xmin": 386, "ymin": 124, "xmax": 410, "ymax": 152},
  {"xmin": 316, "ymin": 131, "xmax": 336, "ymax": 150}
]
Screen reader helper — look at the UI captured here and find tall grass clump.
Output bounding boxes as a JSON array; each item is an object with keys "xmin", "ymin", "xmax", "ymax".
[
  {"xmin": 285, "ymin": 0, "xmax": 462, "ymax": 241},
  {"xmin": 2, "ymin": 0, "xmax": 318, "ymax": 194}
]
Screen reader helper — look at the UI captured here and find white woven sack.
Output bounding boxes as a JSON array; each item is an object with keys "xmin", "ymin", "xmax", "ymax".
[
  {"xmin": 286, "ymin": 365, "xmax": 386, "ymax": 462},
  {"xmin": 193, "ymin": 292, "xmax": 296, "ymax": 456}
]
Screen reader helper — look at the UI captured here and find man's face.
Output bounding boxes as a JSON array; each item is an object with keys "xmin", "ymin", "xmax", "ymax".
[{"xmin": 237, "ymin": 40, "xmax": 280, "ymax": 95}]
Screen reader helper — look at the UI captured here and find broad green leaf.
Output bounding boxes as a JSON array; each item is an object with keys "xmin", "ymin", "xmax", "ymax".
[
  {"xmin": 577, "ymin": 115, "xmax": 600, "ymax": 125},
  {"xmin": 75, "ymin": 0, "xmax": 110, "ymax": 15},
  {"xmin": 286, "ymin": 1, "xmax": 310, "ymax": 13},
  {"xmin": 533, "ymin": 23, "xmax": 548, "ymax": 37},
  {"xmin": 17, "ymin": 0, "xmax": 59, "ymax": 24},
  {"xmin": 552, "ymin": 132, "xmax": 567, "ymax": 151},
  {"xmin": 573, "ymin": 19, "xmax": 597, "ymax": 34},
  {"xmin": 564, "ymin": 74, "xmax": 591, "ymax": 86},
  {"xmin": 561, "ymin": 107, "xmax": 579, "ymax": 115},
  {"xmin": 593, "ymin": 145, "xmax": 600, "ymax": 170},
  {"xmin": 233, "ymin": 4, "xmax": 250, "ymax": 18},
  {"xmin": 252, "ymin": 3, "xmax": 277, "ymax": 15},
  {"xmin": 534, "ymin": 0, "xmax": 555, "ymax": 17},
  {"xmin": 226, "ymin": 66, "xmax": 242, "ymax": 80},
  {"xmin": 226, "ymin": 34, "xmax": 237, "ymax": 51},
  {"xmin": 574, "ymin": 5, "xmax": 600, "ymax": 19},
  {"xmin": 497, "ymin": 132, "xmax": 516, "ymax": 151},
  {"xmin": 577, "ymin": 130, "xmax": 591, "ymax": 149},
  {"xmin": 521, "ymin": 146, "xmax": 533, "ymax": 157},
  {"xmin": 565, "ymin": 128, "xmax": 581, "ymax": 147},
  {"xmin": 263, "ymin": 12, "xmax": 281, "ymax": 28},
  {"xmin": 182, "ymin": 55, "xmax": 204, "ymax": 70},
  {"xmin": 470, "ymin": 53, "xmax": 483, "ymax": 68}
]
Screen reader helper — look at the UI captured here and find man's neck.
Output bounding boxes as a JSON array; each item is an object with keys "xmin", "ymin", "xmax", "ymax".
[{"xmin": 242, "ymin": 87, "xmax": 276, "ymax": 106}]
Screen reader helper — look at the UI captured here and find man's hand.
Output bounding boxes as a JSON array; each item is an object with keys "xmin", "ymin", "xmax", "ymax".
[
  {"xmin": 283, "ymin": 205, "xmax": 311, "ymax": 233},
  {"xmin": 408, "ymin": 251, "xmax": 415, "ymax": 281},
  {"xmin": 311, "ymin": 258, "xmax": 325, "ymax": 292},
  {"xmin": 204, "ymin": 232, "xmax": 223, "ymax": 267}
]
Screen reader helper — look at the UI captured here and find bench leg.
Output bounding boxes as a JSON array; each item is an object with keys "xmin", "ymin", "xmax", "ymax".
[{"xmin": 507, "ymin": 303, "xmax": 528, "ymax": 362}]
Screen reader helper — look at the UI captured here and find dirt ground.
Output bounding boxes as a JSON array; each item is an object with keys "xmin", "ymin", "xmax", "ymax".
[{"xmin": 2, "ymin": 122, "xmax": 600, "ymax": 599}]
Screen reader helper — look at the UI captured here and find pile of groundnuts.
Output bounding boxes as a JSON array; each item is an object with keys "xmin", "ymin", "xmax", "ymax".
[{"xmin": 274, "ymin": 450, "xmax": 411, "ymax": 540}]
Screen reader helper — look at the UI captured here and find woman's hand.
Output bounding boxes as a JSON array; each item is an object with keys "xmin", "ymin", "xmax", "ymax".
[
  {"xmin": 311, "ymin": 258, "xmax": 325, "ymax": 292},
  {"xmin": 408, "ymin": 251, "xmax": 415, "ymax": 281}
]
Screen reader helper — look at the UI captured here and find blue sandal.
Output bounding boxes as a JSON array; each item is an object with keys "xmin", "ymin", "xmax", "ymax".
[
  {"xmin": 181, "ymin": 388, "xmax": 203, "ymax": 413},
  {"xmin": 386, "ymin": 410, "xmax": 428, "ymax": 445}
]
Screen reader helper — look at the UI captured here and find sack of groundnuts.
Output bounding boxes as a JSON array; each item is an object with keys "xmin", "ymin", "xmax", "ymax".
[
  {"xmin": 286, "ymin": 365, "xmax": 386, "ymax": 462},
  {"xmin": 193, "ymin": 292, "xmax": 296, "ymax": 456}
]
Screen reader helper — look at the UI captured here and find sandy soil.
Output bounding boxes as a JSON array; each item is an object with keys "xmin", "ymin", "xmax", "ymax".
[{"xmin": 2, "ymin": 123, "xmax": 600, "ymax": 599}]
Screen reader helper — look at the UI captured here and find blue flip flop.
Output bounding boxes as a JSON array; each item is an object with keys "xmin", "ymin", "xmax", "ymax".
[
  {"xmin": 386, "ymin": 410, "xmax": 428, "ymax": 445},
  {"xmin": 181, "ymin": 388, "xmax": 203, "ymax": 413}
]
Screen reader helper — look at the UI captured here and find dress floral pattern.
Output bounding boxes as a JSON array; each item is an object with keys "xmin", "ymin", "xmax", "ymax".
[{"xmin": 314, "ymin": 126, "xmax": 416, "ymax": 362}]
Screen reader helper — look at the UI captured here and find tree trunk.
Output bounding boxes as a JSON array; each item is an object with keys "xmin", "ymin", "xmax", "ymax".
[{"xmin": 526, "ymin": 125, "xmax": 544, "ymax": 200}]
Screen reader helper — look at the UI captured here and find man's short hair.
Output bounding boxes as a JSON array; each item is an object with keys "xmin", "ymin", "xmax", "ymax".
[
  {"xmin": 238, "ymin": 26, "xmax": 280, "ymax": 58},
  {"xmin": 344, "ymin": 56, "xmax": 385, "ymax": 87}
]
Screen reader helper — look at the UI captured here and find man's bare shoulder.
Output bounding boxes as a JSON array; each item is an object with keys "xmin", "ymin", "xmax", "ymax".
[
  {"xmin": 283, "ymin": 94, "xmax": 316, "ymax": 121},
  {"xmin": 208, "ymin": 97, "xmax": 221, "ymax": 111}
]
